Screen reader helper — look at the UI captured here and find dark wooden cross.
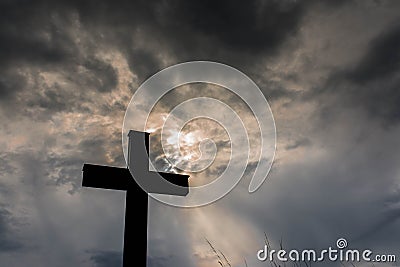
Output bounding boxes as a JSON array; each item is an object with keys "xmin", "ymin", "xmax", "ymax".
[{"xmin": 82, "ymin": 130, "xmax": 189, "ymax": 267}]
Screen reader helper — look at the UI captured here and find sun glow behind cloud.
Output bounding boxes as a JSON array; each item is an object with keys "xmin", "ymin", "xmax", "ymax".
[
  {"xmin": 140, "ymin": 83, "xmax": 268, "ymax": 190},
  {"xmin": 146, "ymin": 111, "xmax": 228, "ymax": 180}
]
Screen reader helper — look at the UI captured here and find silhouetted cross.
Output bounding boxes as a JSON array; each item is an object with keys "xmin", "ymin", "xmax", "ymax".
[{"xmin": 82, "ymin": 130, "xmax": 189, "ymax": 267}]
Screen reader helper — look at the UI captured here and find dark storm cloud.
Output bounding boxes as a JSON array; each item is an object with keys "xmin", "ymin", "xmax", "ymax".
[
  {"xmin": 317, "ymin": 21, "xmax": 400, "ymax": 124},
  {"xmin": 0, "ymin": 0, "xmax": 345, "ymax": 113},
  {"xmin": 0, "ymin": 71, "xmax": 27, "ymax": 99},
  {"xmin": 0, "ymin": 0, "xmax": 118, "ymax": 111},
  {"xmin": 88, "ymin": 250, "xmax": 122, "ymax": 267},
  {"xmin": 83, "ymin": 58, "xmax": 118, "ymax": 93},
  {"xmin": 0, "ymin": 0, "xmax": 318, "ymax": 84},
  {"xmin": 347, "ymin": 22, "xmax": 400, "ymax": 123},
  {"xmin": 0, "ymin": 0, "xmax": 78, "ymax": 89},
  {"xmin": 73, "ymin": 0, "xmax": 311, "ymax": 52},
  {"xmin": 348, "ymin": 22, "xmax": 400, "ymax": 84},
  {"xmin": 157, "ymin": 0, "xmax": 308, "ymax": 53},
  {"xmin": 34, "ymin": 0, "xmax": 314, "ymax": 83},
  {"xmin": 27, "ymin": 83, "xmax": 70, "ymax": 113},
  {"xmin": 0, "ymin": 5, "xmax": 73, "ymax": 66}
]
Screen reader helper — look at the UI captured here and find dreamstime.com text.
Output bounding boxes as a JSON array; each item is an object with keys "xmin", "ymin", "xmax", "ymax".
[{"xmin": 257, "ymin": 238, "xmax": 397, "ymax": 264}]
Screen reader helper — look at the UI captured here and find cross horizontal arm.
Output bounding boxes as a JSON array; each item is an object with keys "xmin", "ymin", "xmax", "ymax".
[
  {"xmin": 144, "ymin": 171, "xmax": 189, "ymax": 196},
  {"xmin": 82, "ymin": 163, "xmax": 190, "ymax": 195},
  {"xmin": 82, "ymin": 164, "xmax": 132, "ymax": 191}
]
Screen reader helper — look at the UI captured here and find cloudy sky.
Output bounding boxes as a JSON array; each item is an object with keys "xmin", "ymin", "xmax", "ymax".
[{"xmin": 1, "ymin": 0, "xmax": 400, "ymax": 266}]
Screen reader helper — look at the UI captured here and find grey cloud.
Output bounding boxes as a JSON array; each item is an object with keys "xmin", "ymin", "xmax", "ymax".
[
  {"xmin": 223, "ymin": 114, "xmax": 400, "ymax": 265},
  {"xmin": 0, "ymin": 207, "xmax": 23, "ymax": 252},
  {"xmin": 45, "ymin": 155, "xmax": 85, "ymax": 194},
  {"xmin": 0, "ymin": 149, "xmax": 126, "ymax": 266},
  {"xmin": 44, "ymin": 134, "xmax": 124, "ymax": 193},
  {"xmin": 147, "ymin": 199, "xmax": 196, "ymax": 267},
  {"xmin": 0, "ymin": 154, "xmax": 16, "ymax": 176},
  {"xmin": 252, "ymin": 78, "xmax": 302, "ymax": 101},
  {"xmin": 285, "ymin": 137, "xmax": 311, "ymax": 150},
  {"xmin": 147, "ymin": 256, "xmax": 169, "ymax": 267},
  {"xmin": 356, "ymin": 205, "xmax": 400, "ymax": 243}
]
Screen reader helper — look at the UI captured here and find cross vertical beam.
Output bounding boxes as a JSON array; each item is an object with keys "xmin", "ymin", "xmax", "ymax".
[
  {"xmin": 124, "ymin": 176, "xmax": 148, "ymax": 267},
  {"xmin": 82, "ymin": 131, "xmax": 189, "ymax": 267}
]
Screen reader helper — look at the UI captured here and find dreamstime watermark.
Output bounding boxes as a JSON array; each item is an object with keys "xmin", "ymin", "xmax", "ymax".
[{"xmin": 257, "ymin": 238, "xmax": 397, "ymax": 264}]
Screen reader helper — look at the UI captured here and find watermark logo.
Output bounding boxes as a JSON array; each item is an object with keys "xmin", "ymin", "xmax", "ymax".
[
  {"xmin": 257, "ymin": 238, "xmax": 397, "ymax": 264},
  {"xmin": 336, "ymin": 238, "xmax": 348, "ymax": 249},
  {"xmin": 122, "ymin": 61, "xmax": 276, "ymax": 207}
]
